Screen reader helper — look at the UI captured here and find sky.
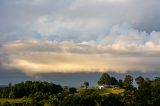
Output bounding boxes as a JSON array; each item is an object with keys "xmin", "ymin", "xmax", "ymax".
[{"xmin": 0, "ymin": 0, "xmax": 160, "ymax": 82}]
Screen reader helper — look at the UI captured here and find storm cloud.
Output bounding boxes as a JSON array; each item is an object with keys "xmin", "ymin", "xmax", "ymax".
[{"xmin": 1, "ymin": 0, "xmax": 160, "ymax": 75}]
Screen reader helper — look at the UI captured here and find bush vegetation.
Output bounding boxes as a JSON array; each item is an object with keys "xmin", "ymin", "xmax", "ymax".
[{"xmin": 0, "ymin": 73, "xmax": 160, "ymax": 106}]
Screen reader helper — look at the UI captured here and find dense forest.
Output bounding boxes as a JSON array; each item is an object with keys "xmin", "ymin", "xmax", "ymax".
[{"xmin": 0, "ymin": 73, "xmax": 160, "ymax": 106}]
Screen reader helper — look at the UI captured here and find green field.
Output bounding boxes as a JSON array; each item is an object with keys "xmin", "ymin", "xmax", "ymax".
[
  {"xmin": 0, "ymin": 98, "xmax": 24, "ymax": 103},
  {"xmin": 78, "ymin": 88, "xmax": 124, "ymax": 95},
  {"xmin": 96, "ymin": 88, "xmax": 124, "ymax": 95},
  {"xmin": 0, "ymin": 98, "xmax": 32, "ymax": 104}
]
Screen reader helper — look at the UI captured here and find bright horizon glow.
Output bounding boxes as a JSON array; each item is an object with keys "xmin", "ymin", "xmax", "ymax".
[{"xmin": 2, "ymin": 38, "xmax": 160, "ymax": 75}]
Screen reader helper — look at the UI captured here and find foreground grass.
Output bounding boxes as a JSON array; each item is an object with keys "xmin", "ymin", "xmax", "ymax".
[{"xmin": 0, "ymin": 98, "xmax": 32, "ymax": 103}]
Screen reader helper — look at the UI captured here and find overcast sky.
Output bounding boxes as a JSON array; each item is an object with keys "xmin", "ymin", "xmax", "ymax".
[{"xmin": 1, "ymin": 0, "xmax": 160, "ymax": 76}]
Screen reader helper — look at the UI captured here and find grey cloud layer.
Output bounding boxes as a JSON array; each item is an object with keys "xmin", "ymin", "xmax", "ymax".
[
  {"xmin": 1, "ymin": 28, "xmax": 160, "ymax": 74},
  {"xmin": 1, "ymin": 0, "xmax": 160, "ymax": 74},
  {"xmin": 1, "ymin": 0, "xmax": 160, "ymax": 42}
]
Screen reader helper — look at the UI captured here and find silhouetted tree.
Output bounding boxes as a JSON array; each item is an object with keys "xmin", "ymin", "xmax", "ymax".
[
  {"xmin": 69, "ymin": 88, "xmax": 77, "ymax": 94},
  {"xmin": 111, "ymin": 77, "xmax": 118, "ymax": 85},
  {"xmin": 83, "ymin": 82, "xmax": 89, "ymax": 89},
  {"xmin": 98, "ymin": 73, "xmax": 111, "ymax": 85},
  {"xmin": 118, "ymin": 79, "xmax": 123, "ymax": 88},
  {"xmin": 124, "ymin": 75, "xmax": 133, "ymax": 90},
  {"xmin": 135, "ymin": 76, "xmax": 144, "ymax": 89}
]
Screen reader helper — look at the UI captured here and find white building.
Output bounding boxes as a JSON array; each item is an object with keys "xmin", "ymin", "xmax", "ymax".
[{"xmin": 98, "ymin": 85, "xmax": 110, "ymax": 89}]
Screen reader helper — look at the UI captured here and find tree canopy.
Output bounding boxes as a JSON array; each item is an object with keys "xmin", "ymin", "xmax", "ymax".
[
  {"xmin": 123, "ymin": 75, "xmax": 133, "ymax": 90},
  {"xmin": 97, "ymin": 73, "xmax": 118, "ymax": 85},
  {"xmin": 0, "ymin": 74, "xmax": 160, "ymax": 106}
]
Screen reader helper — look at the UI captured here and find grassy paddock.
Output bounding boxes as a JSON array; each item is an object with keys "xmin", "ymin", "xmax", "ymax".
[
  {"xmin": 97, "ymin": 88, "xmax": 124, "ymax": 95},
  {"xmin": 0, "ymin": 98, "xmax": 32, "ymax": 103},
  {"xmin": 78, "ymin": 88, "xmax": 124, "ymax": 95}
]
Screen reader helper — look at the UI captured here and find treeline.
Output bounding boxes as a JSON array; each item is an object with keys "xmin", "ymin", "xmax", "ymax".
[
  {"xmin": 97, "ymin": 73, "xmax": 122, "ymax": 86},
  {"xmin": 0, "ymin": 73, "xmax": 160, "ymax": 106},
  {"xmin": 0, "ymin": 81, "xmax": 62, "ymax": 98}
]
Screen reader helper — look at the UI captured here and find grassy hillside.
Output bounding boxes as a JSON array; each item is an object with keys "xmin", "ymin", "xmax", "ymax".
[
  {"xmin": 96, "ymin": 88, "xmax": 124, "ymax": 95},
  {"xmin": 0, "ymin": 98, "xmax": 32, "ymax": 104},
  {"xmin": 0, "ymin": 88, "xmax": 124, "ymax": 104},
  {"xmin": 78, "ymin": 88, "xmax": 124, "ymax": 96}
]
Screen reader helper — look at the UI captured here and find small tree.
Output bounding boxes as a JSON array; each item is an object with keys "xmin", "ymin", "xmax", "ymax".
[
  {"xmin": 9, "ymin": 91, "xmax": 16, "ymax": 98},
  {"xmin": 135, "ymin": 76, "xmax": 144, "ymax": 89},
  {"xmin": 83, "ymin": 82, "xmax": 89, "ymax": 89},
  {"xmin": 118, "ymin": 79, "xmax": 123, "ymax": 88},
  {"xmin": 124, "ymin": 75, "xmax": 133, "ymax": 90},
  {"xmin": 111, "ymin": 77, "xmax": 118, "ymax": 85},
  {"xmin": 69, "ymin": 88, "xmax": 77, "ymax": 94},
  {"xmin": 97, "ymin": 73, "xmax": 111, "ymax": 85}
]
